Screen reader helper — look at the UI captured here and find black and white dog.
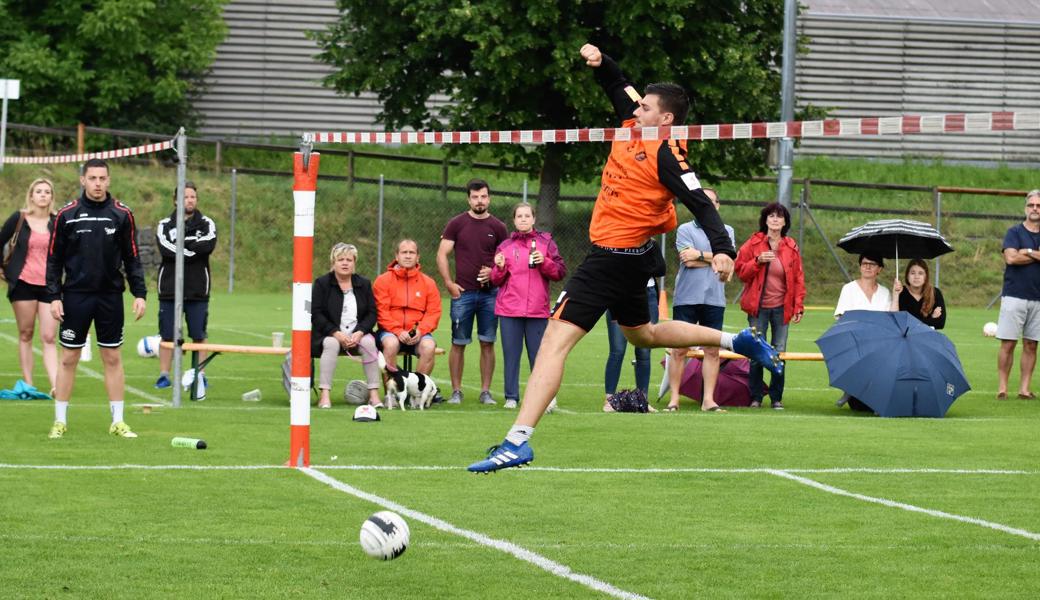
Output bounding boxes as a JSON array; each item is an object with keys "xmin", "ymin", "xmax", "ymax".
[{"xmin": 378, "ymin": 352, "xmax": 438, "ymax": 411}]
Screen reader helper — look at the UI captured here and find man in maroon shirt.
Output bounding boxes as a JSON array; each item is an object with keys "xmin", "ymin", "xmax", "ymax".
[{"xmin": 436, "ymin": 179, "xmax": 508, "ymax": 405}]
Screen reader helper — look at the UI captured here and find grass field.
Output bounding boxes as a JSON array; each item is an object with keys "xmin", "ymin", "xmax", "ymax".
[{"xmin": 2, "ymin": 294, "xmax": 1039, "ymax": 599}]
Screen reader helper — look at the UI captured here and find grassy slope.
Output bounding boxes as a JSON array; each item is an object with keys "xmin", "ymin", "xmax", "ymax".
[{"xmin": 0, "ymin": 154, "xmax": 1034, "ymax": 307}]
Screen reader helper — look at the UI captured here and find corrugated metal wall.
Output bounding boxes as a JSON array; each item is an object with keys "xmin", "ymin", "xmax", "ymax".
[
  {"xmin": 797, "ymin": 14, "xmax": 1040, "ymax": 162},
  {"xmin": 195, "ymin": 3, "xmax": 1039, "ymax": 163},
  {"xmin": 195, "ymin": 0, "xmax": 444, "ymax": 138}
]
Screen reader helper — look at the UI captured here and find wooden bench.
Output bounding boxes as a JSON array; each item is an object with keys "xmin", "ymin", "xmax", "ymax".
[
  {"xmin": 161, "ymin": 341, "xmax": 289, "ymax": 400},
  {"xmin": 685, "ymin": 349, "xmax": 824, "ymax": 361},
  {"xmin": 160, "ymin": 341, "xmax": 445, "ymax": 401}
]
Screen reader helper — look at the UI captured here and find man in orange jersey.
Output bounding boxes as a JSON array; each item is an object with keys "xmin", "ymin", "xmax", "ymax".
[
  {"xmin": 373, "ymin": 239, "xmax": 442, "ymax": 375},
  {"xmin": 468, "ymin": 44, "xmax": 781, "ymax": 472}
]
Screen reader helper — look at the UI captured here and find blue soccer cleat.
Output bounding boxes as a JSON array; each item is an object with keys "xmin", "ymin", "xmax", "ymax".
[
  {"xmin": 467, "ymin": 440, "xmax": 533, "ymax": 473},
  {"xmin": 732, "ymin": 327, "xmax": 784, "ymax": 376},
  {"xmin": 154, "ymin": 374, "xmax": 171, "ymax": 389}
]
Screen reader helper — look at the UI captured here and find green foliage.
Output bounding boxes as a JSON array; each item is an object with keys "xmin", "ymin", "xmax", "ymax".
[
  {"xmin": 0, "ymin": 0, "xmax": 228, "ymax": 131},
  {"xmin": 312, "ymin": 0, "xmax": 803, "ymax": 183}
]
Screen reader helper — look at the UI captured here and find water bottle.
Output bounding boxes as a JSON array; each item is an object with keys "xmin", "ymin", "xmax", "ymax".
[
  {"xmin": 528, "ymin": 240, "xmax": 538, "ymax": 268},
  {"xmin": 242, "ymin": 389, "xmax": 262, "ymax": 402},
  {"xmin": 171, "ymin": 437, "xmax": 207, "ymax": 449}
]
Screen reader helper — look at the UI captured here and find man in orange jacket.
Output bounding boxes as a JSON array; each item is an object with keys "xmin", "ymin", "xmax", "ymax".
[{"xmin": 373, "ymin": 239, "xmax": 442, "ymax": 374}]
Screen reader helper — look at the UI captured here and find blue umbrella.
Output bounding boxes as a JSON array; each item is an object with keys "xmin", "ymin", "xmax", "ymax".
[{"xmin": 815, "ymin": 310, "xmax": 970, "ymax": 417}]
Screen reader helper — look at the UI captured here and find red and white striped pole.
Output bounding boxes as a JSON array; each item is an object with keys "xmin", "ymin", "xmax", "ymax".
[{"xmin": 289, "ymin": 147, "xmax": 319, "ymax": 467}]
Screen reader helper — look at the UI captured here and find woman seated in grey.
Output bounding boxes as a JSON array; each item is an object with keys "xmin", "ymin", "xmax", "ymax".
[{"xmin": 311, "ymin": 243, "xmax": 382, "ymax": 408}]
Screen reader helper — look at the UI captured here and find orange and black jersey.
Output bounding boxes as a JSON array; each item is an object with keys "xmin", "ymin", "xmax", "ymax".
[{"xmin": 587, "ymin": 54, "xmax": 735, "ymax": 258}]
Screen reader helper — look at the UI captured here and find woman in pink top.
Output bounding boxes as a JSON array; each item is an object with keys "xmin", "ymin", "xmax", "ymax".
[
  {"xmin": 490, "ymin": 203, "xmax": 566, "ymax": 409},
  {"xmin": 0, "ymin": 178, "xmax": 59, "ymax": 392}
]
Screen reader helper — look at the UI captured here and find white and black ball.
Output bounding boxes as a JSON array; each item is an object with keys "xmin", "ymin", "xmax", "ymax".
[
  {"xmin": 137, "ymin": 335, "xmax": 161, "ymax": 358},
  {"xmin": 359, "ymin": 510, "xmax": 409, "ymax": 560}
]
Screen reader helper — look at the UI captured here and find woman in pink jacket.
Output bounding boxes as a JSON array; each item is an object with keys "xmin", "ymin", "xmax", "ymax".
[{"xmin": 490, "ymin": 203, "xmax": 566, "ymax": 409}]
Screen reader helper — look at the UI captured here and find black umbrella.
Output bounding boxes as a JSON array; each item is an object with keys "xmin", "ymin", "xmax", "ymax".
[{"xmin": 838, "ymin": 219, "xmax": 953, "ymax": 272}]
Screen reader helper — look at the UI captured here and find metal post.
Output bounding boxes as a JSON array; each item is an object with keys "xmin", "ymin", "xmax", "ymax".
[
  {"xmin": 376, "ymin": 175, "xmax": 385, "ymax": 273},
  {"xmin": 0, "ymin": 80, "xmax": 22, "ymax": 169},
  {"xmin": 803, "ymin": 194, "xmax": 851, "ymax": 282},
  {"xmin": 348, "ymin": 150, "xmax": 355, "ymax": 193},
  {"xmin": 775, "ymin": 0, "xmax": 797, "ymax": 209},
  {"xmin": 932, "ymin": 187, "xmax": 942, "ymax": 288},
  {"xmin": 214, "ymin": 140, "xmax": 222, "ymax": 173},
  {"xmin": 522, "ymin": 178, "xmax": 528, "ymax": 203},
  {"xmin": 659, "ymin": 232, "xmax": 668, "ymax": 293},
  {"xmin": 228, "ymin": 168, "xmax": 237, "ymax": 293},
  {"xmin": 441, "ymin": 159, "xmax": 449, "ymax": 202},
  {"xmin": 171, "ymin": 129, "xmax": 188, "ymax": 408},
  {"xmin": 798, "ymin": 183, "xmax": 807, "ymax": 250}
]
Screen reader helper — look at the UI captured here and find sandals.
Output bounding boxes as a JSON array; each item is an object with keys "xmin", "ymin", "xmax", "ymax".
[
  {"xmin": 1018, "ymin": 392, "xmax": 1036, "ymax": 400},
  {"xmin": 702, "ymin": 405, "xmax": 727, "ymax": 413},
  {"xmin": 664, "ymin": 404, "xmax": 679, "ymax": 412}
]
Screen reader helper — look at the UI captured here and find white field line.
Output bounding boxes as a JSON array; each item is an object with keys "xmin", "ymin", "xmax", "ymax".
[
  {"xmin": 0, "ymin": 332, "xmax": 166, "ymax": 405},
  {"xmin": 769, "ymin": 469, "xmax": 1040, "ymax": 542},
  {"xmin": 300, "ymin": 467, "xmax": 650, "ymax": 600},
  {"xmin": 0, "ymin": 463, "xmax": 1033, "ymax": 476}
]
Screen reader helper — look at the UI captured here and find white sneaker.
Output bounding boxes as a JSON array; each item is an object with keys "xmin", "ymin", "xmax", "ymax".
[
  {"xmin": 503, "ymin": 399, "xmax": 518, "ymax": 409},
  {"xmin": 545, "ymin": 397, "xmax": 558, "ymax": 414}
]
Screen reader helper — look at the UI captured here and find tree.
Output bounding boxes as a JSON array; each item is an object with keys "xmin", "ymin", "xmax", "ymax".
[
  {"xmin": 314, "ymin": 0, "xmax": 806, "ymax": 231},
  {"xmin": 0, "ymin": 0, "xmax": 227, "ymax": 133}
]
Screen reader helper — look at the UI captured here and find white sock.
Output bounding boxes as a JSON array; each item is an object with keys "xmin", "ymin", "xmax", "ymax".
[
  {"xmin": 505, "ymin": 425, "xmax": 534, "ymax": 446},
  {"xmin": 720, "ymin": 332, "xmax": 734, "ymax": 350},
  {"xmin": 110, "ymin": 401, "xmax": 124, "ymax": 424},
  {"xmin": 55, "ymin": 400, "xmax": 68, "ymax": 424}
]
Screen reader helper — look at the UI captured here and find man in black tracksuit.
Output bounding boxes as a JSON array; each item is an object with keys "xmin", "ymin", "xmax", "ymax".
[
  {"xmin": 46, "ymin": 158, "xmax": 147, "ymax": 439},
  {"xmin": 153, "ymin": 182, "xmax": 217, "ymax": 390}
]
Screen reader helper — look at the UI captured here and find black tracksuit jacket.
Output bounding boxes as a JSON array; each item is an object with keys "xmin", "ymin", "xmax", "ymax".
[
  {"xmin": 156, "ymin": 209, "xmax": 217, "ymax": 301},
  {"xmin": 45, "ymin": 192, "xmax": 147, "ymax": 299}
]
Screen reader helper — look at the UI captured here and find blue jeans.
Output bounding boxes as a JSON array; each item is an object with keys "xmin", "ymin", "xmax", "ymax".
[
  {"xmin": 499, "ymin": 316, "xmax": 548, "ymax": 402},
  {"xmin": 450, "ymin": 289, "xmax": 498, "ymax": 345},
  {"xmin": 605, "ymin": 285, "xmax": 659, "ymax": 395},
  {"xmin": 748, "ymin": 306, "xmax": 788, "ymax": 402}
]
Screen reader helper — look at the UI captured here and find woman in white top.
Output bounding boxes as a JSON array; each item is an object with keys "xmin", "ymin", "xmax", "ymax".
[
  {"xmin": 833, "ymin": 253, "xmax": 896, "ymax": 410},
  {"xmin": 834, "ymin": 253, "xmax": 894, "ymax": 318}
]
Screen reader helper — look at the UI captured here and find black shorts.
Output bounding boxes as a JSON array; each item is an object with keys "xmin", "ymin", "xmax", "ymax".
[
  {"xmin": 8, "ymin": 281, "xmax": 50, "ymax": 303},
  {"xmin": 551, "ymin": 241, "xmax": 665, "ymax": 332},
  {"xmin": 158, "ymin": 300, "xmax": 209, "ymax": 342},
  {"xmin": 58, "ymin": 291, "xmax": 125, "ymax": 348}
]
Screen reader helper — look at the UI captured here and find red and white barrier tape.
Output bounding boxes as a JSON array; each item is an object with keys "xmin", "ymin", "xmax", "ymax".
[
  {"xmin": 308, "ymin": 110, "xmax": 1040, "ymax": 145},
  {"xmin": 3, "ymin": 139, "xmax": 174, "ymax": 164}
]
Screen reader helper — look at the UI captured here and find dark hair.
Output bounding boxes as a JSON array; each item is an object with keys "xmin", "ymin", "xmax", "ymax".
[
  {"xmin": 757, "ymin": 203, "xmax": 791, "ymax": 236},
  {"xmin": 904, "ymin": 259, "xmax": 936, "ymax": 317},
  {"xmin": 859, "ymin": 253, "xmax": 884, "ymax": 268},
  {"xmin": 466, "ymin": 178, "xmax": 490, "ymax": 195},
  {"xmin": 81, "ymin": 158, "xmax": 108, "ymax": 175},
  {"xmin": 172, "ymin": 180, "xmax": 197, "ymax": 201},
  {"xmin": 644, "ymin": 82, "xmax": 689, "ymax": 125}
]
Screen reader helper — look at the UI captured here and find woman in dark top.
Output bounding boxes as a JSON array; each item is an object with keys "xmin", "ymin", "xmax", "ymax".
[
  {"xmin": 892, "ymin": 258, "xmax": 946, "ymax": 329},
  {"xmin": 311, "ymin": 243, "xmax": 382, "ymax": 408},
  {"xmin": 1, "ymin": 178, "xmax": 58, "ymax": 392}
]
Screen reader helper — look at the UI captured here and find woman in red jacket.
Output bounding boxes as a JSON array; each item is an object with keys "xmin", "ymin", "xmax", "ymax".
[{"xmin": 734, "ymin": 203, "xmax": 806, "ymax": 410}]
